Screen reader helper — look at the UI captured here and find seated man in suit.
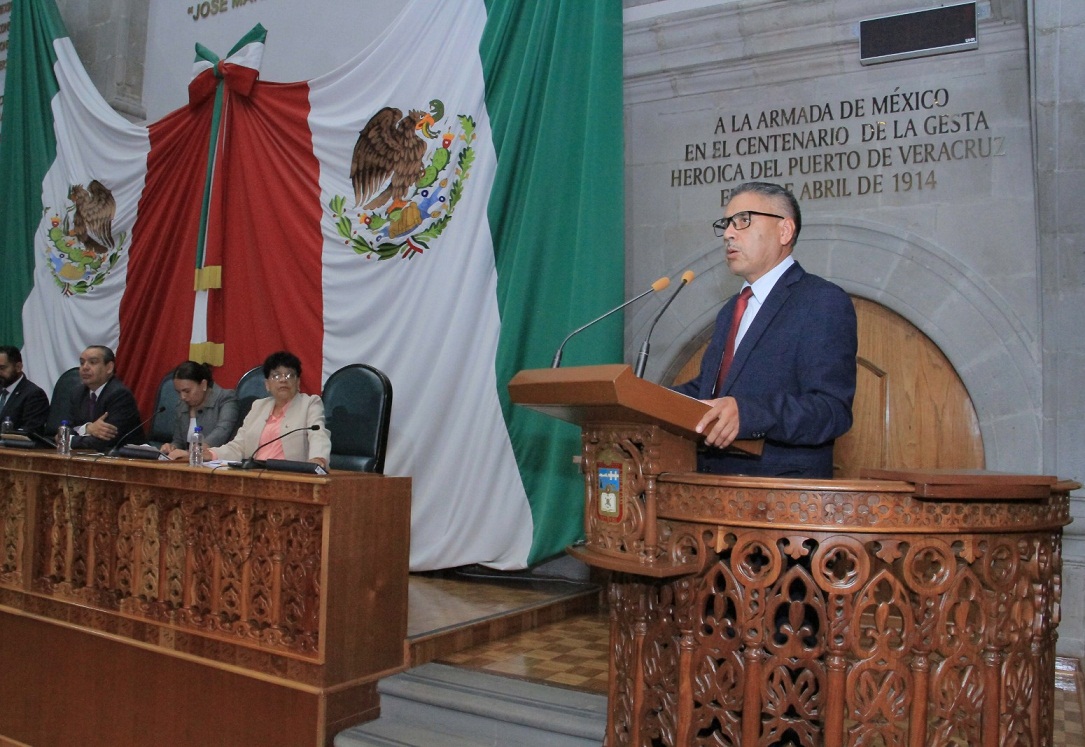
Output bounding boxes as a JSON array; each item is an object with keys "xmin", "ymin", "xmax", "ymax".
[
  {"xmin": 63, "ymin": 345, "xmax": 144, "ymax": 451},
  {"xmin": 0, "ymin": 345, "xmax": 50, "ymax": 434},
  {"xmin": 673, "ymin": 181, "xmax": 857, "ymax": 478}
]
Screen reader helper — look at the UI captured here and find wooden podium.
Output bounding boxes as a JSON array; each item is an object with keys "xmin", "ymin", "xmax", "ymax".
[
  {"xmin": 509, "ymin": 365, "xmax": 1076, "ymax": 747},
  {"xmin": 509, "ymin": 364, "xmax": 760, "ymax": 578}
]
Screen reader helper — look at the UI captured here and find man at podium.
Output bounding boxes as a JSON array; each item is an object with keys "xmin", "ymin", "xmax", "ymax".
[{"xmin": 673, "ymin": 181, "xmax": 857, "ymax": 478}]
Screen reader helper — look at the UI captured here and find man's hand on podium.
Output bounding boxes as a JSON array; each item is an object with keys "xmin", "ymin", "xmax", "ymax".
[{"xmin": 696, "ymin": 396, "xmax": 741, "ymax": 449}]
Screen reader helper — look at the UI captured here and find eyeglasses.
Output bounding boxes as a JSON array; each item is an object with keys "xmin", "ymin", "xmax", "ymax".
[
  {"xmin": 712, "ymin": 210, "xmax": 786, "ymax": 237},
  {"xmin": 269, "ymin": 371, "xmax": 297, "ymax": 381}
]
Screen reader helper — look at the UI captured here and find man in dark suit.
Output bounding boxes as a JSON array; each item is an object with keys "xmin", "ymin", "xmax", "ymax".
[
  {"xmin": 673, "ymin": 182, "xmax": 856, "ymax": 478},
  {"xmin": 64, "ymin": 345, "xmax": 144, "ymax": 451},
  {"xmin": 0, "ymin": 346, "xmax": 50, "ymax": 434}
]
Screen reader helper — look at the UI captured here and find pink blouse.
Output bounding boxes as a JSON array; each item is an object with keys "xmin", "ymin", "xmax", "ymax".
[{"xmin": 254, "ymin": 403, "xmax": 289, "ymax": 461}]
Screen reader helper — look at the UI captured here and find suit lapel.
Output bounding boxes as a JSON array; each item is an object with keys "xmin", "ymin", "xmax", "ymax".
[
  {"xmin": 7, "ymin": 379, "xmax": 24, "ymax": 409},
  {"xmin": 0, "ymin": 383, "xmax": 12, "ymax": 418},
  {"xmin": 95, "ymin": 378, "xmax": 117, "ymax": 418},
  {"xmin": 721, "ymin": 262, "xmax": 805, "ymax": 392},
  {"xmin": 281, "ymin": 393, "xmax": 303, "ymax": 433}
]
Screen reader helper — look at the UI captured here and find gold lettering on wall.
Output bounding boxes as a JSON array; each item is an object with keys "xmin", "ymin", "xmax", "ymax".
[{"xmin": 669, "ymin": 87, "xmax": 1004, "ymax": 204}]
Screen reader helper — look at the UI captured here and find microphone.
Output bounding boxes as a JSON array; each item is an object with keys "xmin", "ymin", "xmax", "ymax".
[
  {"xmin": 551, "ymin": 276, "xmax": 671, "ymax": 368},
  {"xmin": 107, "ymin": 406, "xmax": 167, "ymax": 456},
  {"xmin": 237, "ymin": 424, "xmax": 321, "ymax": 470},
  {"xmin": 633, "ymin": 270, "xmax": 695, "ymax": 378}
]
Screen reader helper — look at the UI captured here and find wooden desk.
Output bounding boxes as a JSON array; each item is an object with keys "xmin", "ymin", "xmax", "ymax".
[{"xmin": 0, "ymin": 450, "xmax": 411, "ymax": 747}]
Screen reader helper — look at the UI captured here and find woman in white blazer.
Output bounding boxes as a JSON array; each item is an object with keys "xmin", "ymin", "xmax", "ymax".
[{"xmin": 208, "ymin": 351, "xmax": 331, "ymax": 468}]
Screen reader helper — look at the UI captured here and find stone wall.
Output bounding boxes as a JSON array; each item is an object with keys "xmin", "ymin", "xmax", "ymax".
[
  {"xmin": 55, "ymin": 0, "xmax": 146, "ymax": 120},
  {"xmin": 1033, "ymin": 0, "xmax": 1085, "ymax": 658}
]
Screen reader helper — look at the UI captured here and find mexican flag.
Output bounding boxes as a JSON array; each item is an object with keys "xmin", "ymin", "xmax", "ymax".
[{"xmin": 0, "ymin": 0, "xmax": 623, "ymax": 570}]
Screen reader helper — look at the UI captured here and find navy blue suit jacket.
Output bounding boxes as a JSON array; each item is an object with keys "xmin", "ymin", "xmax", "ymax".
[
  {"xmin": 674, "ymin": 261, "xmax": 857, "ymax": 478},
  {"xmin": 1, "ymin": 377, "xmax": 50, "ymax": 434},
  {"xmin": 65, "ymin": 376, "xmax": 144, "ymax": 451}
]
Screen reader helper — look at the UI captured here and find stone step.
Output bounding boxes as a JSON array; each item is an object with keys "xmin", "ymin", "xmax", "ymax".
[{"xmin": 334, "ymin": 663, "xmax": 607, "ymax": 747}]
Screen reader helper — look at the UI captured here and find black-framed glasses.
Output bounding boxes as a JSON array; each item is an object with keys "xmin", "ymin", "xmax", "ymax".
[{"xmin": 712, "ymin": 210, "xmax": 786, "ymax": 237}]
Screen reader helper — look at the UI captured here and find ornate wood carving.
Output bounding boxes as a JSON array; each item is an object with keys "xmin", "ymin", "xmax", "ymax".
[
  {"xmin": 0, "ymin": 450, "xmax": 411, "ymax": 746},
  {"xmin": 506, "ymin": 363, "xmax": 1070, "ymax": 746},
  {"xmin": 600, "ymin": 475, "xmax": 1073, "ymax": 747},
  {"xmin": 580, "ymin": 423, "xmax": 694, "ymax": 568}
]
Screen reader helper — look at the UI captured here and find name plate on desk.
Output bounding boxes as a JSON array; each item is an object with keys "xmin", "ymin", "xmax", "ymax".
[{"xmin": 116, "ymin": 444, "xmax": 168, "ymax": 461}]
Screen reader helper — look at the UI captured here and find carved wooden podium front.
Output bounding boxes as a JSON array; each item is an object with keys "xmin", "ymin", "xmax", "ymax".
[
  {"xmin": 0, "ymin": 451, "xmax": 411, "ymax": 747},
  {"xmin": 510, "ymin": 365, "xmax": 1076, "ymax": 747}
]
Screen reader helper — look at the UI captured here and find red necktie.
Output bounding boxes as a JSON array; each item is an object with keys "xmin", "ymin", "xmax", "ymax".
[{"xmin": 714, "ymin": 286, "xmax": 753, "ymax": 396}]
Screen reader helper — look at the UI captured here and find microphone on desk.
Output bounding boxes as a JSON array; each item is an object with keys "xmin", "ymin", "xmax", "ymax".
[
  {"xmin": 237, "ymin": 424, "xmax": 321, "ymax": 470},
  {"xmin": 107, "ymin": 406, "xmax": 167, "ymax": 456},
  {"xmin": 633, "ymin": 270, "xmax": 695, "ymax": 378},
  {"xmin": 551, "ymin": 276, "xmax": 671, "ymax": 368}
]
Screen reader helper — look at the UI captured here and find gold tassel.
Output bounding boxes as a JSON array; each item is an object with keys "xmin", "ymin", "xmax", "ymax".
[
  {"xmin": 194, "ymin": 265, "xmax": 223, "ymax": 291},
  {"xmin": 189, "ymin": 342, "xmax": 224, "ymax": 366}
]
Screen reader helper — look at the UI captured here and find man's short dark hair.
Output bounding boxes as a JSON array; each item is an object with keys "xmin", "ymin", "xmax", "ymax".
[
  {"xmin": 86, "ymin": 345, "xmax": 116, "ymax": 364},
  {"xmin": 0, "ymin": 346, "xmax": 21, "ymax": 364},
  {"xmin": 731, "ymin": 181, "xmax": 802, "ymax": 243},
  {"xmin": 262, "ymin": 350, "xmax": 302, "ymax": 379}
]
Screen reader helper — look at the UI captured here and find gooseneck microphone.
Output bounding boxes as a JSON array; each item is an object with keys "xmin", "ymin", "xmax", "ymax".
[
  {"xmin": 551, "ymin": 276, "xmax": 671, "ymax": 368},
  {"xmin": 108, "ymin": 406, "xmax": 167, "ymax": 456},
  {"xmin": 633, "ymin": 270, "xmax": 695, "ymax": 378},
  {"xmin": 238, "ymin": 424, "xmax": 321, "ymax": 470}
]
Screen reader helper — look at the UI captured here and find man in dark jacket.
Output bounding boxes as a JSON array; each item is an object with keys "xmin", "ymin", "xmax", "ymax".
[
  {"xmin": 674, "ymin": 182, "xmax": 857, "ymax": 478},
  {"xmin": 0, "ymin": 345, "xmax": 50, "ymax": 434},
  {"xmin": 64, "ymin": 345, "xmax": 144, "ymax": 451}
]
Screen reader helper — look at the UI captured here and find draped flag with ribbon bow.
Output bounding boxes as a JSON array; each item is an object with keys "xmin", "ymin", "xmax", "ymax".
[
  {"xmin": 4, "ymin": 0, "xmax": 623, "ymax": 572},
  {"xmin": 185, "ymin": 25, "xmax": 267, "ymax": 366}
]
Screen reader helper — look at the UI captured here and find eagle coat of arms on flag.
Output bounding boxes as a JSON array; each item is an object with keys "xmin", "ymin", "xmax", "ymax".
[{"xmin": 329, "ymin": 100, "xmax": 477, "ymax": 261}]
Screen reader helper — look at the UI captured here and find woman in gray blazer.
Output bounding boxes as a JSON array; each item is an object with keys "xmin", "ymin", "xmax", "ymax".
[{"xmin": 160, "ymin": 361, "xmax": 240, "ymax": 460}]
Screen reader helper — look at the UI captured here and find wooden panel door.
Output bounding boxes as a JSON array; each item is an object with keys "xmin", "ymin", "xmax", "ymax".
[
  {"xmin": 835, "ymin": 297, "xmax": 983, "ymax": 476},
  {"xmin": 670, "ymin": 296, "xmax": 984, "ymax": 477}
]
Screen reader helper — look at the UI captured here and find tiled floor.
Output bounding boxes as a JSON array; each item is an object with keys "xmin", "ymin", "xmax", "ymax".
[
  {"xmin": 440, "ymin": 609, "xmax": 611, "ymax": 692},
  {"xmin": 410, "ymin": 572, "xmax": 1085, "ymax": 745}
]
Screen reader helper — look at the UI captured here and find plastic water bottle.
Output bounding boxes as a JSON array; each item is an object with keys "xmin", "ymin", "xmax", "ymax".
[
  {"xmin": 57, "ymin": 420, "xmax": 72, "ymax": 456},
  {"xmin": 188, "ymin": 425, "xmax": 204, "ymax": 467}
]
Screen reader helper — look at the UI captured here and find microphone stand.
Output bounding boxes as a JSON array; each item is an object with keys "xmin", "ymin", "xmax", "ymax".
[
  {"xmin": 237, "ymin": 424, "xmax": 321, "ymax": 470},
  {"xmin": 552, "ymin": 277, "xmax": 670, "ymax": 368},
  {"xmin": 633, "ymin": 271, "xmax": 694, "ymax": 378},
  {"xmin": 107, "ymin": 406, "xmax": 167, "ymax": 456}
]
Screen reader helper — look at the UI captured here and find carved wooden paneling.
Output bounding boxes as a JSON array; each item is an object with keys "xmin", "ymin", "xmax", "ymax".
[
  {"xmin": 601, "ymin": 476, "xmax": 1070, "ymax": 747},
  {"xmin": 0, "ymin": 450, "xmax": 411, "ymax": 747},
  {"xmin": 578, "ymin": 423, "xmax": 696, "ymax": 573},
  {"xmin": 25, "ymin": 472, "xmax": 326, "ymax": 656}
]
